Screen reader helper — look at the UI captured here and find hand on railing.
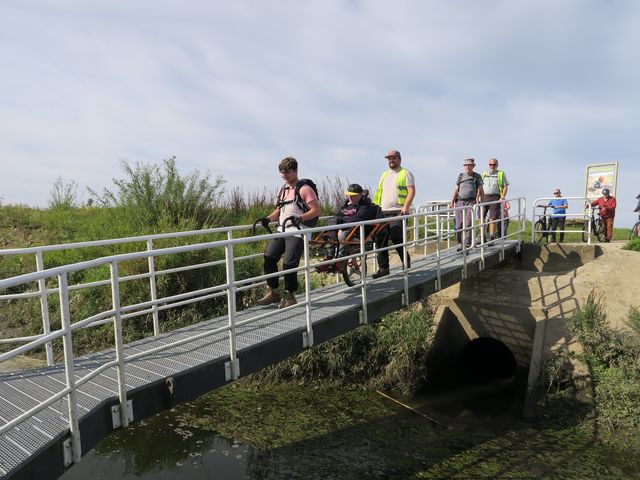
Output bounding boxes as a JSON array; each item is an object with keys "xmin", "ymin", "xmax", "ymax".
[{"xmin": 252, "ymin": 217, "xmax": 273, "ymax": 235}]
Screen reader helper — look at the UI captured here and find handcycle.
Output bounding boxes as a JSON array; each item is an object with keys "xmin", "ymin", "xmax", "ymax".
[
  {"xmin": 281, "ymin": 213, "xmax": 388, "ymax": 287},
  {"xmin": 582, "ymin": 205, "xmax": 605, "ymax": 243}
]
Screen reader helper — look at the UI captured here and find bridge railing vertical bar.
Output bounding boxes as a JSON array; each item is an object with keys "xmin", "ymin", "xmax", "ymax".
[
  {"xmin": 302, "ymin": 231, "xmax": 314, "ymax": 346},
  {"xmin": 359, "ymin": 224, "xmax": 368, "ymax": 324},
  {"xmin": 402, "ymin": 217, "xmax": 409, "ymax": 306},
  {"xmin": 224, "ymin": 232, "xmax": 239, "ymax": 380},
  {"xmin": 435, "ymin": 212, "xmax": 441, "ymax": 290},
  {"xmin": 58, "ymin": 272, "xmax": 82, "ymax": 463},
  {"xmin": 110, "ymin": 260, "xmax": 129, "ymax": 428},
  {"xmin": 478, "ymin": 204, "xmax": 486, "ymax": 270},
  {"xmin": 35, "ymin": 250, "xmax": 54, "ymax": 366},
  {"xmin": 146, "ymin": 239, "xmax": 160, "ymax": 336},
  {"xmin": 461, "ymin": 204, "xmax": 468, "ymax": 279}
]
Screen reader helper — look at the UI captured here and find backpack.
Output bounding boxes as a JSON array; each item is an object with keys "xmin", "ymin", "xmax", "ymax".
[{"xmin": 277, "ymin": 178, "xmax": 319, "ymax": 227}]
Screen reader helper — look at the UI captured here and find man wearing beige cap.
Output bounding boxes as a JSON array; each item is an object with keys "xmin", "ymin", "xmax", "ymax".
[
  {"xmin": 450, "ymin": 158, "xmax": 484, "ymax": 249},
  {"xmin": 372, "ymin": 149, "xmax": 416, "ymax": 278}
]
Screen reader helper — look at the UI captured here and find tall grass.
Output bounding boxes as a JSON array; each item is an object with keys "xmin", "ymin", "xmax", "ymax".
[
  {"xmin": 88, "ymin": 157, "xmax": 227, "ymax": 231},
  {"xmin": 540, "ymin": 293, "xmax": 640, "ymax": 432},
  {"xmin": 249, "ymin": 303, "xmax": 434, "ymax": 396}
]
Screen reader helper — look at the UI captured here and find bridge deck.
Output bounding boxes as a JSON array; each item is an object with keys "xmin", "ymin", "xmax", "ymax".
[{"xmin": 0, "ymin": 241, "xmax": 519, "ymax": 479}]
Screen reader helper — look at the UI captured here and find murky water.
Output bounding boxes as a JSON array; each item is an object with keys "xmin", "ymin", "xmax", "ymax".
[
  {"xmin": 60, "ymin": 378, "xmax": 640, "ymax": 480},
  {"xmin": 61, "ymin": 409, "xmax": 254, "ymax": 480}
]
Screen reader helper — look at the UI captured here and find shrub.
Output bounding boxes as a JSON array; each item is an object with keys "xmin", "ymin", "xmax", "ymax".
[
  {"xmin": 88, "ymin": 157, "xmax": 226, "ymax": 230},
  {"xmin": 49, "ymin": 177, "xmax": 79, "ymax": 210},
  {"xmin": 623, "ymin": 237, "xmax": 640, "ymax": 252}
]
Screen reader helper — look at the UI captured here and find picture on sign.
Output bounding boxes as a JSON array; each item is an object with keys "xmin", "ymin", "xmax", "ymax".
[{"xmin": 585, "ymin": 162, "xmax": 618, "ymax": 202}]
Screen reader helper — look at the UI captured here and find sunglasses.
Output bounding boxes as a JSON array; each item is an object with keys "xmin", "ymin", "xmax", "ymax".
[
  {"xmin": 554, "ymin": 192, "xmax": 561, "ymax": 195},
  {"xmin": 489, "ymin": 163, "xmax": 497, "ymax": 166}
]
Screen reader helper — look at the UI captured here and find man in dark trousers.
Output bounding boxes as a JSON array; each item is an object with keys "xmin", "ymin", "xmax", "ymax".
[
  {"xmin": 371, "ymin": 149, "xmax": 415, "ymax": 278},
  {"xmin": 256, "ymin": 157, "xmax": 320, "ymax": 308}
]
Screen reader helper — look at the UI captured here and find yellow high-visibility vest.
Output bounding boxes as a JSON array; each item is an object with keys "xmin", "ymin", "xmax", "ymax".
[{"xmin": 374, "ymin": 168, "xmax": 408, "ymax": 206}]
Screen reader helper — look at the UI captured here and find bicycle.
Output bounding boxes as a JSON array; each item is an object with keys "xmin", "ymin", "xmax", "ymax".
[
  {"xmin": 533, "ymin": 205, "xmax": 550, "ymax": 243},
  {"xmin": 582, "ymin": 205, "xmax": 605, "ymax": 242},
  {"xmin": 630, "ymin": 219, "xmax": 640, "ymax": 241}
]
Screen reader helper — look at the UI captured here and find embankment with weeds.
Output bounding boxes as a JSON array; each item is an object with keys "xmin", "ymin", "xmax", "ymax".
[
  {"xmin": 248, "ymin": 302, "xmax": 435, "ymax": 396},
  {"xmin": 0, "ymin": 159, "xmax": 352, "ymax": 359},
  {"xmin": 538, "ymin": 292, "xmax": 640, "ymax": 432}
]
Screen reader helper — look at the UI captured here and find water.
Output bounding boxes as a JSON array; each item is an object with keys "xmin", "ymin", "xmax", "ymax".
[
  {"xmin": 60, "ymin": 379, "xmax": 639, "ymax": 480},
  {"xmin": 61, "ymin": 409, "xmax": 254, "ymax": 480}
]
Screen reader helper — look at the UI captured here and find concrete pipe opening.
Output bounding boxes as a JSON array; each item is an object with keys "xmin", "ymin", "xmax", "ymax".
[{"xmin": 461, "ymin": 337, "xmax": 518, "ymax": 385}]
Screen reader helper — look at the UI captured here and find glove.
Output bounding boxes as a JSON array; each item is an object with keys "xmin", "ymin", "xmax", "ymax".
[
  {"xmin": 291, "ymin": 216, "xmax": 302, "ymax": 228},
  {"xmin": 258, "ymin": 217, "xmax": 270, "ymax": 228}
]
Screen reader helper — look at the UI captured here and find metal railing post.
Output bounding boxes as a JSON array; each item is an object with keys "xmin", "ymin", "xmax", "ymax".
[
  {"xmin": 35, "ymin": 251, "xmax": 54, "ymax": 366},
  {"xmin": 302, "ymin": 231, "xmax": 314, "ymax": 346},
  {"xmin": 462, "ymin": 205, "xmax": 468, "ymax": 279},
  {"xmin": 359, "ymin": 224, "xmax": 368, "ymax": 324},
  {"xmin": 110, "ymin": 261, "xmax": 129, "ymax": 428},
  {"xmin": 58, "ymin": 272, "xmax": 82, "ymax": 463},
  {"xmin": 402, "ymin": 217, "xmax": 409, "ymax": 306},
  {"xmin": 478, "ymin": 205, "xmax": 485, "ymax": 270},
  {"xmin": 146, "ymin": 239, "xmax": 160, "ymax": 336},
  {"xmin": 224, "ymin": 235, "xmax": 239, "ymax": 380},
  {"xmin": 435, "ymin": 215, "xmax": 441, "ymax": 291}
]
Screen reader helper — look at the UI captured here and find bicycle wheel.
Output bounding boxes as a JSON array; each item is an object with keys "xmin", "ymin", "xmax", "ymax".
[
  {"xmin": 534, "ymin": 220, "xmax": 548, "ymax": 243},
  {"xmin": 342, "ymin": 255, "xmax": 364, "ymax": 287},
  {"xmin": 595, "ymin": 220, "xmax": 606, "ymax": 242},
  {"xmin": 630, "ymin": 222, "xmax": 640, "ymax": 240}
]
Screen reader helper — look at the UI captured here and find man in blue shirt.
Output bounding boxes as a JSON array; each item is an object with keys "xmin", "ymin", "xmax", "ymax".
[{"xmin": 548, "ymin": 188, "xmax": 568, "ymax": 242}]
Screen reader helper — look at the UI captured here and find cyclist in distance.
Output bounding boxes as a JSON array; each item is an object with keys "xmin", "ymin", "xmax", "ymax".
[
  {"xmin": 589, "ymin": 188, "xmax": 617, "ymax": 242},
  {"xmin": 547, "ymin": 188, "xmax": 568, "ymax": 243}
]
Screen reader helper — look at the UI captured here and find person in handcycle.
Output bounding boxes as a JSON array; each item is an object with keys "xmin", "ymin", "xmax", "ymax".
[{"xmin": 311, "ymin": 183, "xmax": 383, "ymax": 286}]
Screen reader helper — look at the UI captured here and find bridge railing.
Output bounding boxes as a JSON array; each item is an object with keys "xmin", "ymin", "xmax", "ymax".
[
  {"xmin": 530, "ymin": 196, "xmax": 593, "ymax": 243},
  {"xmin": 0, "ymin": 198, "xmax": 526, "ymax": 471}
]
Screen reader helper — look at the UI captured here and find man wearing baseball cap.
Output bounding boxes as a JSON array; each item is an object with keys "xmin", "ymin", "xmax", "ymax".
[
  {"xmin": 372, "ymin": 149, "xmax": 416, "ymax": 278},
  {"xmin": 450, "ymin": 158, "xmax": 484, "ymax": 249},
  {"xmin": 590, "ymin": 188, "xmax": 617, "ymax": 242}
]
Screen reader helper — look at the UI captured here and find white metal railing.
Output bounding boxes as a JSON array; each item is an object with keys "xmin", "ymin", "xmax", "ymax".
[
  {"xmin": 531, "ymin": 196, "xmax": 593, "ymax": 244},
  {"xmin": 0, "ymin": 199, "xmax": 526, "ymax": 470}
]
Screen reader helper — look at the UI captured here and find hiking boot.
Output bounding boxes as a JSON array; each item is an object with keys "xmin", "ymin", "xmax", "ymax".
[
  {"xmin": 372, "ymin": 268, "xmax": 390, "ymax": 279},
  {"xmin": 257, "ymin": 288, "xmax": 280, "ymax": 306},
  {"xmin": 279, "ymin": 291, "xmax": 297, "ymax": 309}
]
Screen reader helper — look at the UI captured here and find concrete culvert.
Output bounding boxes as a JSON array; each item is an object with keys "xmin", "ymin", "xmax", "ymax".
[{"xmin": 461, "ymin": 337, "xmax": 518, "ymax": 385}]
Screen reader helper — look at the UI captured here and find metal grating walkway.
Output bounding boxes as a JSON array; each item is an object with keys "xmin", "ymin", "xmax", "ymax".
[{"xmin": 0, "ymin": 241, "xmax": 520, "ymax": 479}]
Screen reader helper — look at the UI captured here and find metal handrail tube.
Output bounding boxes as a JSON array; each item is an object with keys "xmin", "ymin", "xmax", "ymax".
[
  {"xmin": 0, "ymin": 333, "xmax": 44, "ymax": 344},
  {"xmin": 0, "ymin": 211, "xmax": 431, "ymax": 291},
  {"xmin": 0, "ymin": 327, "xmax": 67, "ymax": 362},
  {"xmin": 110, "ymin": 261, "xmax": 129, "ymax": 429}
]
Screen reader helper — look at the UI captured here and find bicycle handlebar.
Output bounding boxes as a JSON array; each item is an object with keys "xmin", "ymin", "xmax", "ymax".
[
  {"xmin": 252, "ymin": 218, "xmax": 273, "ymax": 235},
  {"xmin": 281, "ymin": 216, "xmax": 302, "ymax": 230}
]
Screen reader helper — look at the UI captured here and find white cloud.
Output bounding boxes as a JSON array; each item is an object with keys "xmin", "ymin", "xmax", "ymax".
[{"xmin": 0, "ymin": 0, "xmax": 639, "ymax": 226}]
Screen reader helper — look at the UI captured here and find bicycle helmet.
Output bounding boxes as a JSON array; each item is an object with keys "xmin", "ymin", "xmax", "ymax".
[
  {"xmin": 636, "ymin": 194, "xmax": 640, "ymax": 199},
  {"xmin": 602, "ymin": 188, "xmax": 610, "ymax": 195}
]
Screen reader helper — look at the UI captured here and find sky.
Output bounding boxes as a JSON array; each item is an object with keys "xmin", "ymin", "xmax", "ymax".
[{"xmin": 1, "ymin": 0, "xmax": 639, "ymax": 226}]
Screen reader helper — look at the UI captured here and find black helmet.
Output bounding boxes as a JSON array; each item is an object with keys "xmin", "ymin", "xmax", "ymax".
[
  {"xmin": 636, "ymin": 194, "xmax": 640, "ymax": 199},
  {"xmin": 602, "ymin": 188, "xmax": 610, "ymax": 195}
]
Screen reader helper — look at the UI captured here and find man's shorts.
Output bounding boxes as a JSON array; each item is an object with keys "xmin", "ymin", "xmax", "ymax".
[{"xmin": 484, "ymin": 194, "xmax": 501, "ymax": 220}]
